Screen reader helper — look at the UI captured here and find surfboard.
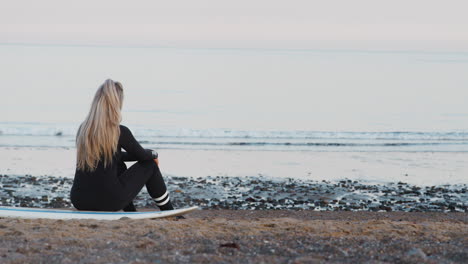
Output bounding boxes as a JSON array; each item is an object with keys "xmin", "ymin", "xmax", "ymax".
[{"xmin": 0, "ymin": 206, "xmax": 199, "ymax": 220}]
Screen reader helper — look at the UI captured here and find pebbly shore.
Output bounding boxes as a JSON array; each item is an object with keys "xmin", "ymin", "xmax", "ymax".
[{"xmin": 0, "ymin": 174, "xmax": 466, "ymax": 212}]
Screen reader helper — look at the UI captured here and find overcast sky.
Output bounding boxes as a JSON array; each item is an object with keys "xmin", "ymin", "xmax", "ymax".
[{"xmin": 1, "ymin": 0, "xmax": 467, "ymax": 51}]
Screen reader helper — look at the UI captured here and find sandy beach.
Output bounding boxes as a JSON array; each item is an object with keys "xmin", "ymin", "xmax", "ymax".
[{"xmin": 0, "ymin": 210, "xmax": 466, "ymax": 263}]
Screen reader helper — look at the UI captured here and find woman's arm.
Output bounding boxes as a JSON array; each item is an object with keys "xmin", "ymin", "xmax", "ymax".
[
  {"xmin": 121, "ymin": 150, "xmax": 158, "ymax": 162},
  {"xmin": 119, "ymin": 125, "xmax": 158, "ymax": 161}
]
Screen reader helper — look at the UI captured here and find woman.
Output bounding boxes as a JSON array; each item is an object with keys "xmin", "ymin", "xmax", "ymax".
[{"xmin": 70, "ymin": 79, "xmax": 174, "ymax": 212}]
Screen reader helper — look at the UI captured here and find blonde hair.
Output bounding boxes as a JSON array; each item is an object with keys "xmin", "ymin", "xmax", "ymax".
[{"xmin": 76, "ymin": 79, "xmax": 124, "ymax": 171}]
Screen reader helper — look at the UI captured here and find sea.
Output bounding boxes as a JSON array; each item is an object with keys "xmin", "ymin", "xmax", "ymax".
[{"xmin": 1, "ymin": 44, "xmax": 468, "ymax": 185}]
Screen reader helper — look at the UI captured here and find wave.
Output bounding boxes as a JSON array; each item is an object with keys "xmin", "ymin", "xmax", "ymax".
[
  {"xmin": 148, "ymin": 141, "xmax": 468, "ymax": 147},
  {"xmin": 1, "ymin": 123, "xmax": 468, "ymax": 152},
  {"xmin": 1, "ymin": 123, "xmax": 468, "ymax": 142}
]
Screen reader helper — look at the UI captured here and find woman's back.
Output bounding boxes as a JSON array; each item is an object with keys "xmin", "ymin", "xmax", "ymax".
[
  {"xmin": 71, "ymin": 80, "xmax": 174, "ymax": 212},
  {"xmin": 72, "ymin": 125, "xmax": 149, "ymax": 209}
]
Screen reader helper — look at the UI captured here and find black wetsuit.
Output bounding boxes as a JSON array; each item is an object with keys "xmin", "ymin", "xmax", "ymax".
[{"xmin": 70, "ymin": 125, "xmax": 173, "ymax": 211}]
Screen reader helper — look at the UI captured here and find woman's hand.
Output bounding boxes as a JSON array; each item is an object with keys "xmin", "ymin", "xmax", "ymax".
[{"xmin": 151, "ymin": 150, "xmax": 159, "ymax": 166}]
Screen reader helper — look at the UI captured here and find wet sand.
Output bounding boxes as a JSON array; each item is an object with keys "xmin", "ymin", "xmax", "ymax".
[
  {"xmin": 0, "ymin": 210, "xmax": 466, "ymax": 263},
  {"xmin": 2, "ymin": 147, "xmax": 468, "ymax": 186}
]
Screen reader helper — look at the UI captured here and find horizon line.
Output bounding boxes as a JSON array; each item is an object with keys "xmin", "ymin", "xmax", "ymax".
[{"xmin": 1, "ymin": 42, "xmax": 468, "ymax": 55}]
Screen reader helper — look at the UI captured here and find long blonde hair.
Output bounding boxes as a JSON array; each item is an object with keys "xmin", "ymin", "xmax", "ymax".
[{"xmin": 76, "ymin": 79, "xmax": 124, "ymax": 171}]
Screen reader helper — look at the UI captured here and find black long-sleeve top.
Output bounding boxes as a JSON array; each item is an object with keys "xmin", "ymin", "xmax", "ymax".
[{"xmin": 70, "ymin": 125, "xmax": 156, "ymax": 210}]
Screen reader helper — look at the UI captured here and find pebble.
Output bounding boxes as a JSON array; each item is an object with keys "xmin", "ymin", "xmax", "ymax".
[
  {"xmin": 406, "ymin": 248, "xmax": 427, "ymax": 260},
  {"xmin": 0, "ymin": 174, "xmax": 466, "ymax": 212}
]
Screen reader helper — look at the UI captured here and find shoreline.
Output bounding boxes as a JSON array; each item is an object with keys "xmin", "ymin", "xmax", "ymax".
[
  {"xmin": 0, "ymin": 174, "xmax": 466, "ymax": 212},
  {"xmin": 2, "ymin": 147, "xmax": 468, "ymax": 186},
  {"xmin": 0, "ymin": 210, "xmax": 466, "ymax": 263}
]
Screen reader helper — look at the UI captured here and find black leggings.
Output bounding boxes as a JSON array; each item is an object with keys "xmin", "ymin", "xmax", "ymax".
[{"xmin": 119, "ymin": 160, "xmax": 172, "ymax": 211}]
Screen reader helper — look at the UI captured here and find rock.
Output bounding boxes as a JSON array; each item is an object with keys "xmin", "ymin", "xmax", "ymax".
[
  {"xmin": 379, "ymin": 205, "xmax": 392, "ymax": 212},
  {"xmin": 245, "ymin": 197, "xmax": 256, "ymax": 202},
  {"xmin": 219, "ymin": 242, "xmax": 239, "ymax": 249},
  {"xmin": 406, "ymin": 248, "xmax": 427, "ymax": 259}
]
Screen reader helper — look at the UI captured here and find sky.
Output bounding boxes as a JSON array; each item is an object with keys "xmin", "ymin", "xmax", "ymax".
[{"xmin": 1, "ymin": 0, "xmax": 468, "ymax": 51}]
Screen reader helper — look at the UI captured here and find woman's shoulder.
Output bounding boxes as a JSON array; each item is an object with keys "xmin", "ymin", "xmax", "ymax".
[
  {"xmin": 119, "ymin": 124, "xmax": 137, "ymax": 137},
  {"xmin": 118, "ymin": 125, "xmax": 132, "ymax": 144},
  {"xmin": 119, "ymin": 124, "xmax": 132, "ymax": 133}
]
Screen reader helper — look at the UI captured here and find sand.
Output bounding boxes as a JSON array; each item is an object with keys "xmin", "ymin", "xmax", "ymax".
[{"xmin": 0, "ymin": 210, "xmax": 466, "ymax": 263}]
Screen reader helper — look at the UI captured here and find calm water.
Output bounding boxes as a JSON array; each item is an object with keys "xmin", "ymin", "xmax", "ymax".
[{"xmin": 1, "ymin": 44, "xmax": 468, "ymax": 152}]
